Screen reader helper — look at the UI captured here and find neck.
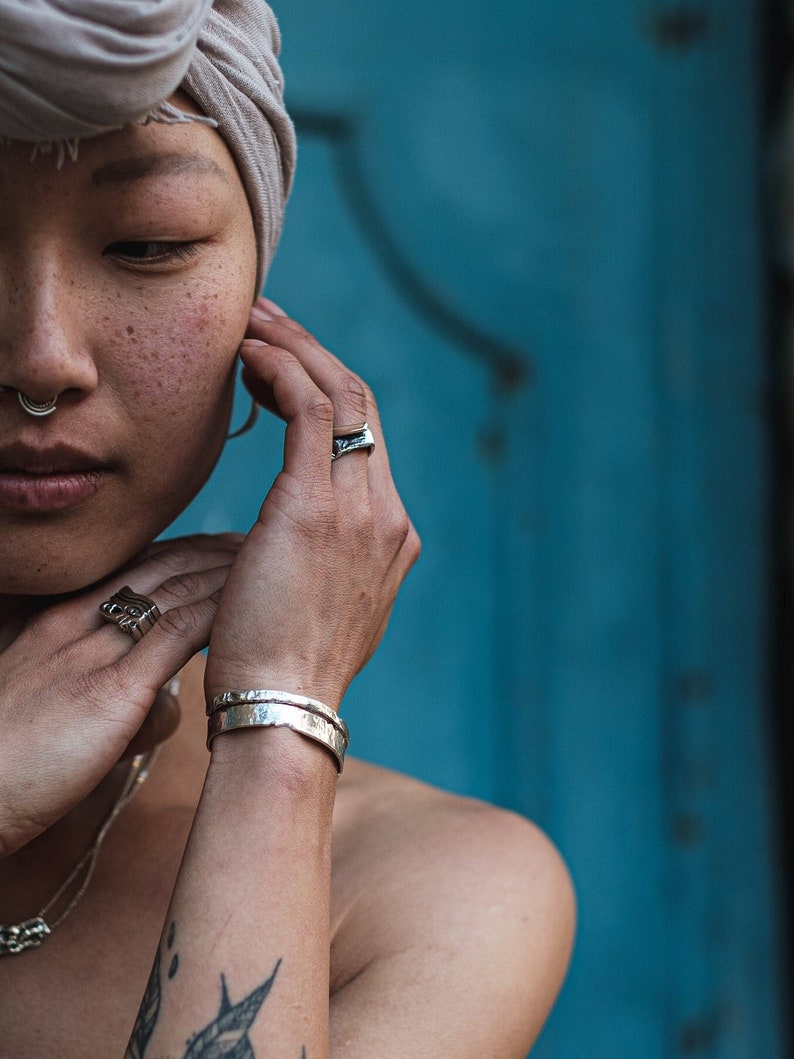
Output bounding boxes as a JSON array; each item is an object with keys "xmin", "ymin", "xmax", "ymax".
[
  {"xmin": 0, "ymin": 594, "xmax": 45, "ymax": 651},
  {"xmin": 0, "ymin": 589, "xmax": 82, "ymax": 651},
  {"xmin": 0, "ymin": 758, "xmax": 134, "ymax": 927}
]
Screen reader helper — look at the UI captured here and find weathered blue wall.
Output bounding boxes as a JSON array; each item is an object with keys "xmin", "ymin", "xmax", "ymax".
[{"xmin": 170, "ymin": 1, "xmax": 787, "ymax": 1055}]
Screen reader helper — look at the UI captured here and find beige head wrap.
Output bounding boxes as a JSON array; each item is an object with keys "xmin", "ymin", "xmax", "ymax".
[{"xmin": 0, "ymin": 0, "xmax": 296, "ymax": 290}]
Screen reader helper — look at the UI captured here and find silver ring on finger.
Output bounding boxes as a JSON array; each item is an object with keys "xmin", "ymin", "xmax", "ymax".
[
  {"xmin": 331, "ymin": 422, "xmax": 375, "ymax": 462},
  {"xmin": 99, "ymin": 585, "xmax": 162, "ymax": 643}
]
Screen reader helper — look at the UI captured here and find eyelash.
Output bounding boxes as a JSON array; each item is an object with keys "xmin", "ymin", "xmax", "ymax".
[{"xmin": 104, "ymin": 241, "xmax": 201, "ymax": 266}]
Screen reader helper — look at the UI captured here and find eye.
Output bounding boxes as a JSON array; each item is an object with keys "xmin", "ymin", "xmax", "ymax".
[{"xmin": 103, "ymin": 240, "xmax": 200, "ymax": 266}]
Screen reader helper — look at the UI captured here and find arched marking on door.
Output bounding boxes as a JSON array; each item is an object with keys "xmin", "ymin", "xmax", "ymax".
[{"xmin": 292, "ymin": 108, "xmax": 531, "ymax": 393}]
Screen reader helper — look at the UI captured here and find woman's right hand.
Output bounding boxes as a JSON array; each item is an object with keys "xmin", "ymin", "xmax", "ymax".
[{"xmin": 0, "ymin": 532, "xmax": 240, "ymax": 857}]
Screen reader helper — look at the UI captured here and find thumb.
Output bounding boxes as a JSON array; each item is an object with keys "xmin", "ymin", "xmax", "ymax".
[{"xmin": 119, "ymin": 686, "xmax": 181, "ymax": 760}]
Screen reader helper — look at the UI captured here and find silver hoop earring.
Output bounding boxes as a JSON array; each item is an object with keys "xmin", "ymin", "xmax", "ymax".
[{"xmin": 226, "ymin": 395, "xmax": 259, "ymax": 440}]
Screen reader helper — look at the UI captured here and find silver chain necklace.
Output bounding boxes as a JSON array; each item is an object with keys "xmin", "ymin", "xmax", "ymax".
[{"xmin": 0, "ymin": 749, "xmax": 157, "ymax": 956}]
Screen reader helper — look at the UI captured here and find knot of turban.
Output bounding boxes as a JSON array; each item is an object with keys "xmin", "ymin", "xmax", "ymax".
[{"xmin": 0, "ymin": 0, "xmax": 296, "ymax": 291}]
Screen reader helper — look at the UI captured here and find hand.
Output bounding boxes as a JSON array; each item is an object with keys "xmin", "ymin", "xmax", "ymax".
[
  {"xmin": 204, "ymin": 299, "xmax": 420, "ymax": 712},
  {"xmin": 0, "ymin": 534, "xmax": 240, "ymax": 856}
]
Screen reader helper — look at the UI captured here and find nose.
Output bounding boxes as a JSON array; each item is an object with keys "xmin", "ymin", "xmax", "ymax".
[{"xmin": 0, "ymin": 255, "xmax": 99, "ymax": 404}]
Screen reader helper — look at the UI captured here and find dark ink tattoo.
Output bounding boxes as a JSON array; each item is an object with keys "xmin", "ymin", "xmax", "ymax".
[
  {"xmin": 184, "ymin": 961, "xmax": 281, "ymax": 1057},
  {"xmin": 127, "ymin": 920, "xmax": 303, "ymax": 1058},
  {"xmin": 125, "ymin": 944, "xmax": 162, "ymax": 1059}
]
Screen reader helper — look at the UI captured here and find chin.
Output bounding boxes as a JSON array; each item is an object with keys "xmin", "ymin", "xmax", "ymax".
[
  {"xmin": 2, "ymin": 565, "xmax": 113, "ymax": 600},
  {"xmin": 0, "ymin": 536, "xmax": 149, "ymax": 600},
  {"xmin": 0, "ymin": 490, "xmax": 190, "ymax": 601}
]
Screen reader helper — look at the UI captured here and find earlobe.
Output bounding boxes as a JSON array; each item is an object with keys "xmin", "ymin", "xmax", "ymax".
[{"xmin": 226, "ymin": 377, "xmax": 259, "ymax": 440}]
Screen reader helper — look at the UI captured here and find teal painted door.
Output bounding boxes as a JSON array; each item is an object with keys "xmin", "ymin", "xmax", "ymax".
[{"xmin": 170, "ymin": 1, "xmax": 786, "ymax": 1055}]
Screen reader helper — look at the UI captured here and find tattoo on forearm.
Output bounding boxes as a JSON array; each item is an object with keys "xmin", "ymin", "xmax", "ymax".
[
  {"xmin": 184, "ymin": 961, "xmax": 281, "ymax": 1056},
  {"xmin": 167, "ymin": 919, "xmax": 179, "ymax": 980},
  {"xmin": 126, "ymin": 944, "xmax": 161, "ymax": 1059},
  {"xmin": 125, "ymin": 921, "xmax": 307, "ymax": 1059}
]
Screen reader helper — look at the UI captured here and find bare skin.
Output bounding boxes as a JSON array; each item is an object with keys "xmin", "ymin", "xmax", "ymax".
[
  {"xmin": 0, "ymin": 103, "xmax": 574, "ymax": 1058},
  {"xmin": 0, "ymin": 655, "xmax": 574, "ymax": 1059}
]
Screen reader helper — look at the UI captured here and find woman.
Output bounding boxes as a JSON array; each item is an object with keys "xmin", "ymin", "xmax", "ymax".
[{"xmin": 0, "ymin": 2, "xmax": 575, "ymax": 1055}]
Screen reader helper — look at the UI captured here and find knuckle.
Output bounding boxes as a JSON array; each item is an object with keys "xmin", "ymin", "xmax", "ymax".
[
  {"xmin": 136, "ymin": 533, "xmax": 203, "ymax": 564},
  {"xmin": 302, "ymin": 392, "xmax": 335, "ymax": 425},
  {"xmin": 155, "ymin": 605, "xmax": 203, "ymax": 642},
  {"xmin": 405, "ymin": 523, "xmax": 422, "ymax": 564},
  {"xmin": 23, "ymin": 606, "xmax": 63, "ymax": 642},
  {"xmin": 334, "ymin": 372, "xmax": 368, "ymax": 410},
  {"xmin": 383, "ymin": 502, "xmax": 411, "ymax": 545},
  {"xmin": 381, "ymin": 507, "xmax": 420, "ymax": 567},
  {"xmin": 359, "ymin": 378, "xmax": 376, "ymax": 406},
  {"xmin": 145, "ymin": 546, "xmax": 190, "ymax": 579},
  {"xmin": 159, "ymin": 571, "xmax": 204, "ymax": 604}
]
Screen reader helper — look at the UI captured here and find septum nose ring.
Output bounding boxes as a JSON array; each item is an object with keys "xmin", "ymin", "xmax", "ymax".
[{"xmin": 0, "ymin": 386, "xmax": 58, "ymax": 417}]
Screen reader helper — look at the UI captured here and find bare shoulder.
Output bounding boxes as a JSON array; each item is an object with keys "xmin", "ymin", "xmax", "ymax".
[{"xmin": 330, "ymin": 759, "xmax": 575, "ymax": 1058}]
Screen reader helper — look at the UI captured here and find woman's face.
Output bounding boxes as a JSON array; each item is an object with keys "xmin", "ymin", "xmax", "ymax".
[{"xmin": 0, "ymin": 102, "xmax": 257, "ymax": 595}]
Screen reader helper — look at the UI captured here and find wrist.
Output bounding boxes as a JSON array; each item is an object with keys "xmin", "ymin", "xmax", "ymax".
[{"xmin": 207, "ymin": 725, "xmax": 339, "ymax": 802}]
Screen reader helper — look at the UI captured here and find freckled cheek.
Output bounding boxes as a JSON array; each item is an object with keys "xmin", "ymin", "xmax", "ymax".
[{"xmin": 109, "ymin": 304, "xmax": 241, "ymax": 432}]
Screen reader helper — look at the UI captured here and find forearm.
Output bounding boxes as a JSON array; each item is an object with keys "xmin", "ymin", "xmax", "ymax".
[{"xmin": 127, "ymin": 728, "xmax": 337, "ymax": 1059}]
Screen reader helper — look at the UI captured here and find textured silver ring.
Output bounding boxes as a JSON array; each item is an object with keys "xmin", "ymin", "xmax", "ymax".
[
  {"xmin": 331, "ymin": 422, "xmax": 375, "ymax": 462},
  {"xmin": 99, "ymin": 586, "xmax": 161, "ymax": 643},
  {"xmin": 332, "ymin": 421, "xmax": 367, "ymax": 437}
]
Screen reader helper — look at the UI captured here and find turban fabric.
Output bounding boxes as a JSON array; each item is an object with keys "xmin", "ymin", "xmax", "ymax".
[{"xmin": 0, "ymin": 0, "xmax": 296, "ymax": 290}]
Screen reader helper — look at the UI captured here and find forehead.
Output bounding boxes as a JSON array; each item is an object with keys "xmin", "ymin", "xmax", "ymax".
[
  {"xmin": 0, "ymin": 112, "xmax": 240, "ymax": 200},
  {"xmin": 90, "ymin": 147, "xmax": 228, "ymax": 187}
]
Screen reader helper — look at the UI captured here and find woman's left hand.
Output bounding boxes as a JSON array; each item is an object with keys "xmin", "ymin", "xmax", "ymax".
[{"xmin": 204, "ymin": 299, "xmax": 420, "ymax": 712}]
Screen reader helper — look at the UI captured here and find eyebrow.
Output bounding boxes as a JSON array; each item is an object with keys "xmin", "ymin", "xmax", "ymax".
[{"xmin": 91, "ymin": 151, "xmax": 228, "ymax": 187}]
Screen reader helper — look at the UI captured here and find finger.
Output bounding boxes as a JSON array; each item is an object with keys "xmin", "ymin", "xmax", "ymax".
[
  {"xmin": 49, "ymin": 535, "xmax": 241, "ymax": 644},
  {"xmin": 128, "ymin": 532, "xmax": 243, "ymax": 575},
  {"xmin": 249, "ymin": 307, "xmax": 366, "ymax": 424},
  {"xmin": 257, "ymin": 295, "xmax": 288, "ymax": 317},
  {"xmin": 24, "ymin": 547, "xmax": 236, "ymax": 682},
  {"xmin": 240, "ymin": 364, "xmax": 281, "ymax": 421},
  {"xmin": 118, "ymin": 686, "xmax": 181, "ymax": 760},
  {"xmin": 238, "ymin": 339, "xmax": 335, "ymax": 485},
  {"xmin": 246, "ymin": 312, "xmax": 376, "ymax": 480},
  {"xmin": 248, "ymin": 308, "xmax": 405, "ymax": 508},
  {"xmin": 94, "ymin": 563, "xmax": 233, "ymax": 661},
  {"xmin": 112, "ymin": 590, "xmax": 222, "ymax": 698}
]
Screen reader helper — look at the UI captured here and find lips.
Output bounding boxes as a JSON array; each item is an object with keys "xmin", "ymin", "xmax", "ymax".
[{"xmin": 0, "ymin": 442, "xmax": 109, "ymax": 511}]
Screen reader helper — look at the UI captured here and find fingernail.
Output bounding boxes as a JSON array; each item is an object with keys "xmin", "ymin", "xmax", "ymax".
[
  {"xmin": 257, "ymin": 296, "xmax": 287, "ymax": 317},
  {"xmin": 239, "ymin": 339, "xmax": 268, "ymax": 352},
  {"xmin": 250, "ymin": 304, "xmax": 273, "ymax": 321}
]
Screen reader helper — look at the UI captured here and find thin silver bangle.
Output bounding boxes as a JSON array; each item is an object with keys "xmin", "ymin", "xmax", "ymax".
[
  {"xmin": 207, "ymin": 701, "xmax": 348, "ymax": 772},
  {"xmin": 208, "ymin": 689, "xmax": 348, "ymax": 740}
]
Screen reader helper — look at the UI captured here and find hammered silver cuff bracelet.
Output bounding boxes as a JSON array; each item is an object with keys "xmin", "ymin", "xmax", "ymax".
[{"xmin": 206, "ymin": 690, "xmax": 349, "ymax": 772}]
